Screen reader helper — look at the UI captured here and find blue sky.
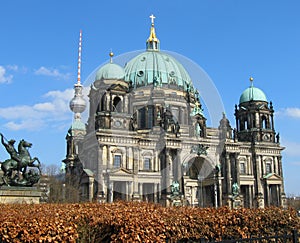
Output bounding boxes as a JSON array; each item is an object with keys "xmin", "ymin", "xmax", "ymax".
[{"xmin": 0, "ymin": 1, "xmax": 299, "ymax": 195}]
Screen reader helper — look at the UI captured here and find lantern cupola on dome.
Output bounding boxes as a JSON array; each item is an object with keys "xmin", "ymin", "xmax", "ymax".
[{"xmin": 124, "ymin": 14, "xmax": 193, "ymax": 90}]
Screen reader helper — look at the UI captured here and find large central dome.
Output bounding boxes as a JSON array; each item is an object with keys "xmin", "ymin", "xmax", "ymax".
[
  {"xmin": 124, "ymin": 51, "xmax": 192, "ymax": 90},
  {"xmin": 123, "ymin": 15, "xmax": 192, "ymax": 90}
]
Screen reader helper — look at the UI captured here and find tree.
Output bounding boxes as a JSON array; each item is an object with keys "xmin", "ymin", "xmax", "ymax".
[{"xmin": 39, "ymin": 163, "xmax": 79, "ymax": 203}]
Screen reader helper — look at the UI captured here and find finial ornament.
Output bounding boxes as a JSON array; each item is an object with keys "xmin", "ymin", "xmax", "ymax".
[
  {"xmin": 109, "ymin": 50, "xmax": 114, "ymax": 63},
  {"xmin": 249, "ymin": 76, "xmax": 254, "ymax": 86},
  {"xmin": 149, "ymin": 14, "xmax": 156, "ymax": 25},
  {"xmin": 77, "ymin": 30, "xmax": 82, "ymax": 85}
]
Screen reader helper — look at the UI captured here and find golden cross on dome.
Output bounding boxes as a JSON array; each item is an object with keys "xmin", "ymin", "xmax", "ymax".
[{"xmin": 149, "ymin": 14, "xmax": 156, "ymax": 25}]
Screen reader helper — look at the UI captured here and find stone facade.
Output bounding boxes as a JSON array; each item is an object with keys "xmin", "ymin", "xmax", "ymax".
[{"xmin": 63, "ymin": 18, "xmax": 286, "ymax": 208}]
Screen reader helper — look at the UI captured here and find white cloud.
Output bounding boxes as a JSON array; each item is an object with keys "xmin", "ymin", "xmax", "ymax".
[
  {"xmin": 0, "ymin": 88, "xmax": 81, "ymax": 131},
  {"xmin": 276, "ymin": 107, "xmax": 300, "ymax": 119},
  {"xmin": 33, "ymin": 102, "xmax": 56, "ymax": 112},
  {"xmin": 0, "ymin": 66, "xmax": 13, "ymax": 83},
  {"xmin": 6, "ymin": 65, "xmax": 18, "ymax": 71},
  {"xmin": 45, "ymin": 89, "xmax": 74, "ymax": 101},
  {"xmin": 4, "ymin": 120, "xmax": 45, "ymax": 131},
  {"xmin": 34, "ymin": 66, "xmax": 72, "ymax": 80},
  {"xmin": 0, "ymin": 105, "xmax": 42, "ymax": 119}
]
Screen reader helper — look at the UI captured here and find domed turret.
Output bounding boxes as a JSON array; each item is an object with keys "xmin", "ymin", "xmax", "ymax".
[
  {"xmin": 239, "ymin": 77, "xmax": 267, "ymax": 104},
  {"xmin": 95, "ymin": 52, "xmax": 125, "ymax": 81},
  {"xmin": 235, "ymin": 77, "xmax": 276, "ymax": 143}
]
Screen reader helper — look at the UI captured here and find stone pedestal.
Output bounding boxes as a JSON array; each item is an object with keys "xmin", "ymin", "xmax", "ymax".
[
  {"xmin": 232, "ymin": 195, "xmax": 244, "ymax": 209},
  {"xmin": 131, "ymin": 193, "xmax": 141, "ymax": 202},
  {"xmin": 0, "ymin": 187, "xmax": 42, "ymax": 204}
]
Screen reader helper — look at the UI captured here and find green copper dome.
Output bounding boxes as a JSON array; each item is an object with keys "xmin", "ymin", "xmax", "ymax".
[
  {"xmin": 95, "ymin": 62, "xmax": 125, "ymax": 81},
  {"xmin": 239, "ymin": 85, "xmax": 267, "ymax": 104},
  {"xmin": 124, "ymin": 51, "xmax": 192, "ymax": 90}
]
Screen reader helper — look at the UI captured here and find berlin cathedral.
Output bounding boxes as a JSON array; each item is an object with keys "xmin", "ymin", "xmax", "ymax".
[{"xmin": 63, "ymin": 15, "xmax": 286, "ymax": 208}]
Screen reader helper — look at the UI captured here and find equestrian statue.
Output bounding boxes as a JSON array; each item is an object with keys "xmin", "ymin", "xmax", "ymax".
[{"xmin": 0, "ymin": 133, "xmax": 41, "ymax": 187}]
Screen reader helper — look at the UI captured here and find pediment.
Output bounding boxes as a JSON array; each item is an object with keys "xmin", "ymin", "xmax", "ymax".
[
  {"xmin": 111, "ymin": 167, "xmax": 133, "ymax": 176},
  {"xmin": 109, "ymin": 83, "xmax": 127, "ymax": 92},
  {"xmin": 263, "ymin": 173, "xmax": 282, "ymax": 183}
]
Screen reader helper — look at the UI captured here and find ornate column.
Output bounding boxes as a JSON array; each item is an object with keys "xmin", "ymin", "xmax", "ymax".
[
  {"xmin": 106, "ymin": 93, "xmax": 110, "ymax": 111},
  {"xmin": 278, "ymin": 155, "xmax": 282, "ymax": 176},
  {"xmin": 125, "ymin": 181, "xmax": 129, "ymax": 201},
  {"xmin": 176, "ymin": 150, "xmax": 183, "ymax": 193},
  {"xmin": 88, "ymin": 177, "xmax": 94, "ymax": 202},
  {"xmin": 128, "ymin": 147, "xmax": 133, "ymax": 170},
  {"xmin": 249, "ymin": 185, "xmax": 253, "ymax": 208},
  {"xmin": 225, "ymin": 153, "xmax": 231, "ymax": 194},
  {"xmin": 217, "ymin": 176, "xmax": 222, "ymax": 207},
  {"xmin": 97, "ymin": 145, "xmax": 104, "ymax": 202},
  {"xmin": 191, "ymin": 186, "xmax": 195, "ymax": 207},
  {"xmin": 165, "ymin": 149, "xmax": 171, "ymax": 195},
  {"xmin": 132, "ymin": 148, "xmax": 140, "ymax": 200},
  {"xmin": 256, "ymin": 154, "xmax": 265, "ymax": 208},
  {"xmin": 108, "ymin": 181, "xmax": 113, "ymax": 203},
  {"xmin": 235, "ymin": 153, "xmax": 240, "ymax": 185},
  {"xmin": 128, "ymin": 181, "xmax": 133, "ymax": 199},
  {"xmin": 139, "ymin": 183, "xmax": 143, "ymax": 200},
  {"xmin": 154, "ymin": 183, "xmax": 158, "ymax": 203},
  {"xmin": 257, "ymin": 155, "xmax": 263, "ymax": 193}
]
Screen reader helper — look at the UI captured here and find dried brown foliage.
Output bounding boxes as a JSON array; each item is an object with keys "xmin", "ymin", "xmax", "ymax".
[{"xmin": 0, "ymin": 202, "xmax": 299, "ymax": 242}]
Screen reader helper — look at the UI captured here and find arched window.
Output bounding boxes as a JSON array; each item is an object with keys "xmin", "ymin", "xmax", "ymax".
[
  {"xmin": 239, "ymin": 117, "xmax": 247, "ymax": 130},
  {"xmin": 252, "ymin": 115, "xmax": 256, "ymax": 128},
  {"xmin": 143, "ymin": 158, "xmax": 151, "ymax": 170},
  {"xmin": 113, "ymin": 154, "xmax": 122, "ymax": 168},
  {"xmin": 266, "ymin": 161, "xmax": 272, "ymax": 174},
  {"xmin": 138, "ymin": 106, "xmax": 154, "ymax": 129},
  {"xmin": 147, "ymin": 106, "xmax": 154, "ymax": 128},
  {"xmin": 101, "ymin": 94, "xmax": 106, "ymax": 111},
  {"xmin": 244, "ymin": 119, "xmax": 248, "ymax": 130},
  {"xmin": 138, "ymin": 107, "xmax": 146, "ymax": 129},
  {"xmin": 261, "ymin": 115, "xmax": 267, "ymax": 129},
  {"xmin": 112, "ymin": 96, "xmax": 122, "ymax": 112},
  {"xmin": 240, "ymin": 161, "xmax": 246, "ymax": 174}
]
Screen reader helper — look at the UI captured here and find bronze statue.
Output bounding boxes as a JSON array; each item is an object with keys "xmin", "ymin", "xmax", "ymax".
[
  {"xmin": 162, "ymin": 107, "xmax": 180, "ymax": 136},
  {"xmin": 232, "ymin": 182, "xmax": 239, "ymax": 197},
  {"xmin": 171, "ymin": 181, "xmax": 180, "ymax": 195},
  {"xmin": 0, "ymin": 133, "xmax": 41, "ymax": 187}
]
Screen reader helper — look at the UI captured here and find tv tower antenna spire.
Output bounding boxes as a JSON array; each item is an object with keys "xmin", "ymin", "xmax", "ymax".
[
  {"xmin": 69, "ymin": 30, "xmax": 86, "ymax": 119},
  {"xmin": 77, "ymin": 30, "xmax": 82, "ymax": 85}
]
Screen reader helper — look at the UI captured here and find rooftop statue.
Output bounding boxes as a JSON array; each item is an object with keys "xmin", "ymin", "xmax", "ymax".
[{"xmin": 0, "ymin": 133, "xmax": 41, "ymax": 187}]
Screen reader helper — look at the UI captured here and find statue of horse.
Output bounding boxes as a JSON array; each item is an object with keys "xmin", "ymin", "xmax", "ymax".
[
  {"xmin": 0, "ymin": 139, "xmax": 41, "ymax": 185},
  {"xmin": 17, "ymin": 139, "xmax": 41, "ymax": 174}
]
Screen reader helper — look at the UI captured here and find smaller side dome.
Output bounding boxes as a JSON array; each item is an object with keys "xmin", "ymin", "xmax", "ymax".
[
  {"xmin": 239, "ymin": 86, "xmax": 267, "ymax": 104},
  {"xmin": 239, "ymin": 78, "xmax": 267, "ymax": 104},
  {"xmin": 95, "ymin": 63, "xmax": 125, "ymax": 81},
  {"xmin": 95, "ymin": 52, "xmax": 125, "ymax": 81}
]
